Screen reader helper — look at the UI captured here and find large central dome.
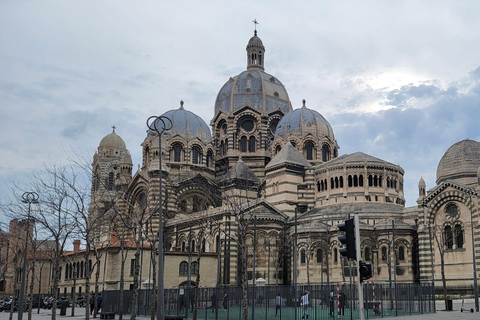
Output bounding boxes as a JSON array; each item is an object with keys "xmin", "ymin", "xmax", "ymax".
[{"xmin": 214, "ymin": 31, "xmax": 292, "ymax": 116}]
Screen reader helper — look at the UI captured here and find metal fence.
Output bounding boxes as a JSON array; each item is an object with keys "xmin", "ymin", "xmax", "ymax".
[{"xmin": 102, "ymin": 282, "xmax": 434, "ymax": 319}]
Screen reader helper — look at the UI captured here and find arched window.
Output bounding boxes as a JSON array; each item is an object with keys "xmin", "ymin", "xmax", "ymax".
[
  {"xmin": 191, "ymin": 261, "xmax": 199, "ymax": 275},
  {"xmin": 248, "ymin": 136, "xmax": 256, "ymax": 152},
  {"xmin": 220, "ymin": 141, "xmax": 225, "ymax": 156},
  {"xmin": 444, "ymin": 226, "xmax": 453, "ymax": 249},
  {"xmin": 381, "ymin": 247, "xmax": 387, "ymax": 262},
  {"xmin": 379, "ymin": 175, "xmax": 383, "ymax": 187},
  {"xmin": 331, "ymin": 178, "xmax": 334, "ymax": 189},
  {"xmin": 398, "ymin": 246, "xmax": 405, "ymax": 261},
  {"xmin": 173, "ymin": 143, "xmax": 183, "ymax": 162},
  {"xmin": 182, "ymin": 241, "xmax": 186, "ymax": 252},
  {"xmin": 348, "ymin": 175, "xmax": 353, "ymax": 187},
  {"xmin": 207, "ymin": 150, "xmax": 214, "ymax": 167},
  {"xmin": 240, "ymin": 136, "xmax": 247, "ymax": 152},
  {"xmin": 368, "ymin": 175, "xmax": 373, "ymax": 187},
  {"xmin": 300, "ymin": 250, "xmax": 306, "ymax": 264},
  {"xmin": 335, "ymin": 177, "xmax": 339, "ymax": 189},
  {"xmin": 93, "ymin": 167, "xmax": 100, "ymax": 191},
  {"xmin": 353, "ymin": 175, "xmax": 358, "ymax": 187},
  {"xmin": 455, "ymin": 224, "xmax": 464, "ymax": 248},
  {"xmin": 192, "ymin": 196, "xmax": 199, "ymax": 212},
  {"xmin": 275, "ymin": 145, "xmax": 281, "ymax": 155},
  {"xmin": 322, "ymin": 144, "xmax": 330, "ymax": 162},
  {"xmin": 316, "ymin": 249, "xmax": 323, "ymax": 263},
  {"xmin": 202, "ymin": 239, "xmax": 206, "ymax": 253},
  {"xmin": 305, "ymin": 142, "xmax": 314, "ymax": 160},
  {"xmin": 107, "ymin": 172, "xmax": 114, "ymax": 191},
  {"xmin": 179, "ymin": 200, "xmax": 186, "ymax": 212},
  {"xmin": 334, "ymin": 248, "xmax": 338, "ymax": 263},
  {"xmin": 340, "ymin": 176, "xmax": 344, "ymax": 188},
  {"xmin": 359, "ymin": 175, "xmax": 364, "ymax": 187},
  {"xmin": 192, "ymin": 146, "xmax": 202, "ymax": 164},
  {"xmin": 179, "ymin": 261, "xmax": 188, "ymax": 275},
  {"xmin": 365, "ymin": 247, "xmax": 371, "ymax": 261}
]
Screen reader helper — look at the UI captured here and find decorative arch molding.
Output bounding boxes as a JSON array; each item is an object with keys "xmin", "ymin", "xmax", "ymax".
[
  {"xmin": 361, "ymin": 239, "xmax": 377, "ymax": 250},
  {"xmin": 423, "ymin": 186, "xmax": 477, "ymax": 224},
  {"xmin": 394, "ymin": 238, "xmax": 411, "ymax": 250}
]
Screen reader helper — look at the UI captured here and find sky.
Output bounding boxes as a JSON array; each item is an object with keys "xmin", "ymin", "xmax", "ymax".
[{"xmin": 1, "ymin": 0, "xmax": 480, "ymax": 209}]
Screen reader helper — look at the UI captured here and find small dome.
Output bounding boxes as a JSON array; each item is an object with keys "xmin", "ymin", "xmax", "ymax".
[
  {"xmin": 161, "ymin": 101, "xmax": 211, "ymax": 142},
  {"xmin": 275, "ymin": 100, "xmax": 335, "ymax": 142},
  {"xmin": 247, "ymin": 31, "xmax": 264, "ymax": 49},
  {"xmin": 436, "ymin": 139, "xmax": 480, "ymax": 184},
  {"xmin": 99, "ymin": 127, "xmax": 127, "ymax": 150}
]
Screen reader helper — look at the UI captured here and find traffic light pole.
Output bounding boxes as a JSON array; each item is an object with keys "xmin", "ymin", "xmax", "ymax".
[{"xmin": 354, "ymin": 213, "xmax": 365, "ymax": 320}]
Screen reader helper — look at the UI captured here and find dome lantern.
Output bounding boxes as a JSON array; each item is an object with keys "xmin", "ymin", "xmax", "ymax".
[{"xmin": 246, "ymin": 29, "xmax": 265, "ymax": 71}]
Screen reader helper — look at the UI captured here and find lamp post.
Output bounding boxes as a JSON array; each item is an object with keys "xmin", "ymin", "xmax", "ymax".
[
  {"xmin": 18, "ymin": 191, "xmax": 39, "ymax": 320},
  {"xmin": 286, "ymin": 201, "xmax": 299, "ymax": 320},
  {"xmin": 468, "ymin": 193, "xmax": 479, "ymax": 312},
  {"xmin": 294, "ymin": 206, "xmax": 298, "ymax": 320},
  {"xmin": 147, "ymin": 115, "xmax": 172, "ymax": 320}
]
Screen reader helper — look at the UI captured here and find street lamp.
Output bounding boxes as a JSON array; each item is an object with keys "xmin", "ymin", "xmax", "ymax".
[
  {"xmin": 18, "ymin": 191, "xmax": 39, "ymax": 320},
  {"xmin": 286, "ymin": 202, "xmax": 299, "ymax": 320},
  {"xmin": 147, "ymin": 115, "xmax": 172, "ymax": 320}
]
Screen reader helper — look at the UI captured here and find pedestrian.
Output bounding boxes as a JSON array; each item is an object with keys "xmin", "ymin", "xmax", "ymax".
[
  {"xmin": 339, "ymin": 291, "xmax": 347, "ymax": 316},
  {"xmin": 179, "ymin": 293, "xmax": 185, "ymax": 311},
  {"xmin": 97, "ymin": 293, "xmax": 102, "ymax": 313},
  {"xmin": 275, "ymin": 293, "xmax": 282, "ymax": 316},
  {"xmin": 329, "ymin": 290, "xmax": 334, "ymax": 318},
  {"xmin": 223, "ymin": 292, "xmax": 228, "ymax": 310},
  {"xmin": 301, "ymin": 291, "xmax": 309, "ymax": 319},
  {"xmin": 211, "ymin": 292, "xmax": 217, "ymax": 313},
  {"xmin": 89, "ymin": 294, "xmax": 95, "ymax": 315}
]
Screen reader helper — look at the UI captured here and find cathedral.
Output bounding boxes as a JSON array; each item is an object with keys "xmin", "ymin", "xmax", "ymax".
[{"xmin": 82, "ymin": 28, "xmax": 480, "ymax": 297}]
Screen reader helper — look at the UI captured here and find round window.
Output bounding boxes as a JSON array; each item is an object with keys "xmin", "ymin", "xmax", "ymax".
[
  {"xmin": 241, "ymin": 119, "xmax": 254, "ymax": 132},
  {"xmin": 445, "ymin": 203, "xmax": 459, "ymax": 218}
]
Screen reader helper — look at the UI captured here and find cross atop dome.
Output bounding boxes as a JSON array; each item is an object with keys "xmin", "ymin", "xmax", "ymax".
[
  {"xmin": 112, "ymin": 125, "xmax": 116, "ymax": 133},
  {"xmin": 252, "ymin": 19, "xmax": 259, "ymax": 36}
]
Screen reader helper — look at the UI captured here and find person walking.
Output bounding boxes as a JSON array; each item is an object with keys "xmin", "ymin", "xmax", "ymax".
[
  {"xmin": 223, "ymin": 292, "xmax": 228, "ymax": 310},
  {"xmin": 97, "ymin": 293, "xmax": 102, "ymax": 313},
  {"xmin": 89, "ymin": 294, "xmax": 95, "ymax": 315},
  {"xmin": 211, "ymin": 293, "xmax": 217, "ymax": 313},
  {"xmin": 329, "ymin": 290, "xmax": 335, "ymax": 318},
  {"xmin": 339, "ymin": 291, "xmax": 347, "ymax": 316},
  {"xmin": 301, "ymin": 291, "xmax": 309, "ymax": 319},
  {"xmin": 275, "ymin": 293, "xmax": 282, "ymax": 316}
]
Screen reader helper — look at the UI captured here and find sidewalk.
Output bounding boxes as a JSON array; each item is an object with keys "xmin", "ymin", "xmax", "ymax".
[{"xmin": 0, "ymin": 300, "xmax": 478, "ymax": 320}]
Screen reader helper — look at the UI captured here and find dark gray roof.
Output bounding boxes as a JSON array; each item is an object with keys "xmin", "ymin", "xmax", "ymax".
[
  {"xmin": 220, "ymin": 158, "xmax": 259, "ymax": 182},
  {"xmin": 214, "ymin": 69, "xmax": 292, "ymax": 115},
  {"xmin": 275, "ymin": 101, "xmax": 335, "ymax": 142},
  {"xmin": 161, "ymin": 102, "xmax": 211, "ymax": 143},
  {"xmin": 316, "ymin": 152, "xmax": 401, "ymax": 171},
  {"xmin": 298, "ymin": 202, "xmax": 405, "ymax": 221},
  {"xmin": 266, "ymin": 142, "xmax": 311, "ymax": 169}
]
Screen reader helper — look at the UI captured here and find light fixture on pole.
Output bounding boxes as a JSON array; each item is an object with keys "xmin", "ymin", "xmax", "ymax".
[
  {"xmin": 18, "ymin": 191, "xmax": 39, "ymax": 320},
  {"xmin": 147, "ymin": 115, "xmax": 172, "ymax": 320}
]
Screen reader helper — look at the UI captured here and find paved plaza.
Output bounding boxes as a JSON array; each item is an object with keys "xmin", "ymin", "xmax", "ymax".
[{"xmin": 0, "ymin": 300, "xmax": 478, "ymax": 320}]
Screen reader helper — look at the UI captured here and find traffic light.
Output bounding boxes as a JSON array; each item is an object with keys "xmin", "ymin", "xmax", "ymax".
[
  {"xmin": 359, "ymin": 261, "xmax": 373, "ymax": 282},
  {"xmin": 337, "ymin": 218, "xmax": 356, "ymax": 260}
]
